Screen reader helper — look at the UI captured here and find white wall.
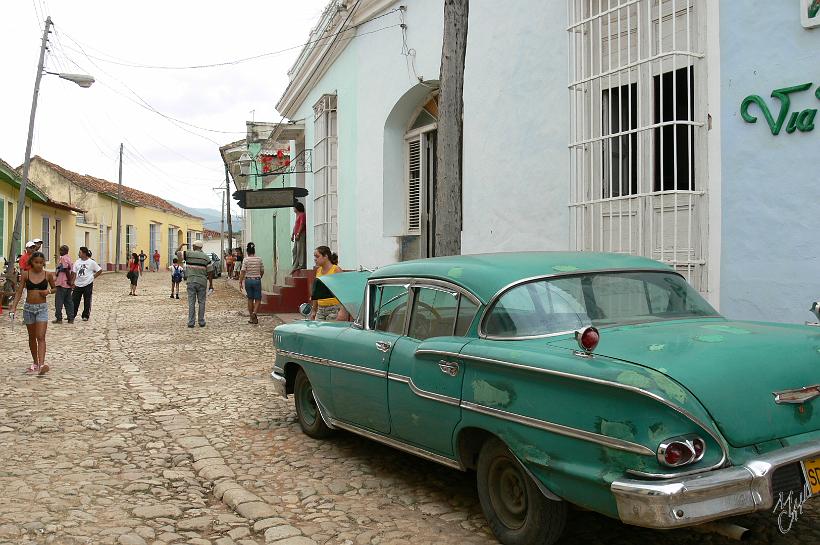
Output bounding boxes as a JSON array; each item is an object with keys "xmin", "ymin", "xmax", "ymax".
[{"xmin": 461, "ymin": 2, "xmax": 569, "ymax": 253}]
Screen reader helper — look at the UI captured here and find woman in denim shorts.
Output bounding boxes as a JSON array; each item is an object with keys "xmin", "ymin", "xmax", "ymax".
[
  {"xmin": 9, "ymin": 251, "xmax": 55, "ymax": 375},
  {"xmin": 239, "ymin": 242, "xmax": 264, "ymax": 324}
]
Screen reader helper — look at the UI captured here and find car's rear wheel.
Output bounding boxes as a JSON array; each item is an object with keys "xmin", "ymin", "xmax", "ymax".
[
  {"xmin": 477, "ymin": 438, "xmax": 566, "ymax": 545},
  {"xmin": 294, "ymin": 368, "xmax": 333, "ymax": 439}
]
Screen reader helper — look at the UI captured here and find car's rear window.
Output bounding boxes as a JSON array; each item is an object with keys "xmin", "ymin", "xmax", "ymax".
[{"xmin": 483, "ymin": 271, "xmax": 717, "ymax": 338}]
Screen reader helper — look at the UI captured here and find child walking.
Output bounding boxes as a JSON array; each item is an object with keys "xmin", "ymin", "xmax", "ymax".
[{"xmin": 170, "ymin": 258, "xmax": 183, "ymax": 299}]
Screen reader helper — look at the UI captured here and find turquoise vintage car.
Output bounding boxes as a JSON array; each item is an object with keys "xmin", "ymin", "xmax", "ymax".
[{"xmin": 271, "ymin": 252, "xmax": 820, "ymax": 544}]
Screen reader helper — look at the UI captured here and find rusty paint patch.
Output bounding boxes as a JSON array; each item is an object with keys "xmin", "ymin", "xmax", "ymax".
[
  {"xmin": 598, "ymin": 418, "xmax": 637, "ymax": 441},
  {"xmin": 648, "ymin": 344, "xmax": 666, "ymax": 351},
  {"xmin": 694, "ymin": 334, "xmax": 725, "ymax": 343},
  {"xmin": 552, "ymin": 265, "xmax": 579, "ymax": 272},
  {"xmin": 616, "ymin": 371, "xmax": 653, "ymax": 389},
  {"xmin": 648, "ymin": 422, "xmax": 667, "ymax": 443},
  {"xmin": 446, "ymin": 267, "xmax": 464, "ymax": 279},
  {"xmin": 653, "ymin": 374, "xmax": 688, "ymax": 404},
  {"xmin": 472, "ymin": 379, "xmax": 513, "ymax": 408}
]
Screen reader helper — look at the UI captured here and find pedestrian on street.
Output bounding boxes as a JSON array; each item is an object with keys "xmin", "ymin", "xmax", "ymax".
[
  {"xmin": 153, "ymin": 249, "xmax": 160, "ymax": 272},
  {"xmin": 18, "ymin": 241, "xmax": 35, "ymax": 272},
  {"xmin": 291, "ymin": 202, "xmax": 307, "ymax": 272},
  {"xmin": 234, "ymin": 248, "xmax": 244, "ymax": 280},
  {"xmin": 170, "ymin": 258, "xmax": 183, "ymax": 299},
  {"xmin": 176, "ymin": 240, "xmax": 214, "ymax": 328},
  {"xmin": 239, "ymin": 242, "xmax": 264, "ymax": 324},
  {"xmin": 9, "ymin": 251, "xmax": 56, "ymax": 375},
  {"xmin": 71, "ymin": 247, "xmax": 102, "ymax": 322},
  {"xmin": 138, "ymin": 250, "xmax": 147, "ymax": 276},
  {"xmin": 311, "ymin": 246, "xmax": 341, "ymax": 321},
  {"xmin": 53, "ymin": 245, "xmax": 75, "ymax": 324},
  {"xmin": 225, "ymin": 252, "xmax": 235, "ymax": 278},
  {"xmin": 128, "ymin": 253, "xmax": 140, "ymax": 295}
]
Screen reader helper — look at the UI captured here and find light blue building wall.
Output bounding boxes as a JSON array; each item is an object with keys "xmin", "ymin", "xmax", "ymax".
[{"xmin": 720, "ymin": 1, "xmax": 820, "ymax": 323}]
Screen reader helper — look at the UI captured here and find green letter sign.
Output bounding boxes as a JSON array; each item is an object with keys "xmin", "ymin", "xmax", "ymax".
[{"xmin": 740, "ymin": 83, "xmax": 815, "ymax": 135}]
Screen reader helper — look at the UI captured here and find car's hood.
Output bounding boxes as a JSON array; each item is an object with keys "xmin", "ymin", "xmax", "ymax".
[
  {"xmin": 316, "ymin": 270, "xmax": 370, "ymax": 318},
  {"xmin": 548, "ymin": 319, "xmax": 820, "ymax": 447}
]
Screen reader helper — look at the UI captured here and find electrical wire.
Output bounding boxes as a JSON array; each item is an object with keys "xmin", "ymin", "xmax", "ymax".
[{"xmin": 58, "ymin": 8, "xmax": 402, "ymax": 71}]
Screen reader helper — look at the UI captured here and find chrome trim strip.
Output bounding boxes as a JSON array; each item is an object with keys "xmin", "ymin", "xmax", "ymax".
[
  {"xmin": 452, "ymin": 351, "xmax": 728, "ymax": 477},
  {"xmin": 277, "ymin": 349, "xmax": 387, "ymax": 378},
  {"xmin": 461, "ymin": 401, "xmax": 654, "ymax": 456},
  {"xmin": 773, "ymin": 384, "xmax": 820, "ymax": 404},
  {"xmin": 368, "ymin": 276, "xmax": 482, "ymax": 306},
  {"xmin": 328, "ymin": 417, "xmax": 464, "ymax": 470},
  {"xmin": 313, "ymin": 395, "xmax": 337, "ymax": 430},
  {"xmin": 270, "ymin": 371, "xmax": 287, "ymax": 398},
  {"xmin": 388, "ymin": 373, "xmax": 461, "ymax": 406}
]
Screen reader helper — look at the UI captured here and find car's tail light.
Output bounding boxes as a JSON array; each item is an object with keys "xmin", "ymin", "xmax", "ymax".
[
  {"xmin": 575, "ymin": 326, "xmax": 600, "ymax": 353},
  {"xmin": 658, "ymin": 435, "xmax": 706, "ymax": 468}
]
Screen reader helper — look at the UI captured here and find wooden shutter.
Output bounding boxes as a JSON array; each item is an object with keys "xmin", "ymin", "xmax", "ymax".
[{"xmin": 406, "ymin": 136, "xmax": 422, "ymax": 235}]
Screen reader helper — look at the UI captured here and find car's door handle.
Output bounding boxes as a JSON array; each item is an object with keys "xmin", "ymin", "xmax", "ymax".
[
  {"xmin": 375, "ymin": 341, "xmax": 392, "ymax": 353},
  {"xmin": 438, "ymin": 360, "xmax": 459, "ymax": 377}
]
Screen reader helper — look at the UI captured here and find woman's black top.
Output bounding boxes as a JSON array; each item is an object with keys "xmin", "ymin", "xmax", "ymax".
[{"xmin": 26, "ymin": 276, "xmax": 48, "ymax": 290}]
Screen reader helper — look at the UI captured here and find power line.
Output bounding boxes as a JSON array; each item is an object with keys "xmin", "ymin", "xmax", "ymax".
[{"xmin": 58, "ymin": 8, "xmax": 402, "ymax": 71}]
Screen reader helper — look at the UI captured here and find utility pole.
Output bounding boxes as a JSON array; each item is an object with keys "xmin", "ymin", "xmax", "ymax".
[
  {"xmin": 220, "ymin": 189, "xmax": 225, "ymax": 262},
  {"xmin": 435, "ymin": 0, "xmax": 469, "ymax": 257},
  {"xmin": 115, "ymin": 142, "xmax": 123, "ymax": 271},
  {"xmin": 5, "ymin": 17, "xmax": 52, "ymax": 280},
  {"xmin": 225, "ymin": 165, "xmax": 233, "ymax": 255}
]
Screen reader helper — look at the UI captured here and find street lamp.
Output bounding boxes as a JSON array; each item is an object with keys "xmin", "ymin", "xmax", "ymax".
[
  {"xmin": 237, "ymin": 152, "xmax": 254, "ymax": 176},
  {"xmin": 4, "ymin": 16, "xmax": 93, "ymax": 279},
  {"xmin": 46, "ymin": 72, "xmax": 96, "ymax": 88}
]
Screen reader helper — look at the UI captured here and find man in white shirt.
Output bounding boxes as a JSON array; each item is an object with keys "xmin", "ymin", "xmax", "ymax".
[{"xmin": 71, "ymin": 246, "xmax": 103, "ymax": 322}]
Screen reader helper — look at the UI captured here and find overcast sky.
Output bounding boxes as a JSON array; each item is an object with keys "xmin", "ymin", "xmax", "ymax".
[{"xmin": 1, "ymin": 0, "xmax": 329, "ymax": 217}]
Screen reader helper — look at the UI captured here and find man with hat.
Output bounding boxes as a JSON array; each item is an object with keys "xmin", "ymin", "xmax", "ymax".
[
  {"xmin": 176, "ymin": 240, "xmax": 214, "ymax": 328},
  {"xmin": 18, "ymin": 241, "xmax": 36, "ymax": 272}
]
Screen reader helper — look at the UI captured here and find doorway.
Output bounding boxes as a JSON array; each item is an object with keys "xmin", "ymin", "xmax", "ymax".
[{"xmin": 54, "ymin": 219, "xmax": 61, "ymax": 262}]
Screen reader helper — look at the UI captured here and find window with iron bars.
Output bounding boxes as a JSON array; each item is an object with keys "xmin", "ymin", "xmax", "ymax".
[
  {"xmin": 567, "ymin": 0, "xmax": 707, "ymax": 292},
  {"xmin": 313, "ymin": 94, "xmax": 338, "ymax": 250}
]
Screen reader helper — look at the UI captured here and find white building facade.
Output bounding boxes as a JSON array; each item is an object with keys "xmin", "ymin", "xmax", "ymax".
[{"xmin": 276, "ymin": 0, "xmax": 820, "ymax": 324}]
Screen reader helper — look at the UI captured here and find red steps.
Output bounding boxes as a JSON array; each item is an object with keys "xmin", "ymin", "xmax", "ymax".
[{"xmin": 256, "ymin": 269, "xmax": 314, "ymax": 314}]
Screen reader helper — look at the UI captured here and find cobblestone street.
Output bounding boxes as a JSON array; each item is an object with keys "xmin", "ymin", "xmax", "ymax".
[{"xmin": 0, "ymin": 273, "xmax": 818, "ymax": 545}]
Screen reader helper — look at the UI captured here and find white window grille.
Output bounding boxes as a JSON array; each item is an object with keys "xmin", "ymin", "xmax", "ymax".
[
  {"xmin": 41, "ymin": 217, "xmax": 50, "ymax": 259},
  {"xmin": 313, "ymin": 94, "xmax": 338, "ymax": 249},
  {"xmin": 567, "ymin": 0, "xmax": 708, "ymax": 292},
  {"xmin": 126, "ymin": 225, "xmax": 136, "ymax": 257},
  {"xmin": 99, "ymin": 224, "xmax": 106, "ymax": 264},
  {"xmin": 149, "ymin": 223, "xmax": 160, "ymax": 257},
  {"xmin": 167, "ymin": 227, "xmax": 176, "ymax": 266},
  {"xmin": 406, "ymin": 136, "xmax": 422, "ymax": 235}
]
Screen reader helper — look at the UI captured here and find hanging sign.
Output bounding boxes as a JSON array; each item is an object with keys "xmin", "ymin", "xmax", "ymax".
[{"xmin": 233, "ymin": 187, "xmax": 309, "ymax": 209}]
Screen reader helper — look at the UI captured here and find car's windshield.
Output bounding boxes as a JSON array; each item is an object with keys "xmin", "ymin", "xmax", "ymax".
[{"xmin": 483, "ymin": 271, "xmax": 718, "ymax": 338}]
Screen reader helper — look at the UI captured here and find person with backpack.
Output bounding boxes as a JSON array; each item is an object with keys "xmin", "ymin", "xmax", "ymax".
[{"xmin": 170, "ymin": 258, "xmax": 184, "ymax": 299}]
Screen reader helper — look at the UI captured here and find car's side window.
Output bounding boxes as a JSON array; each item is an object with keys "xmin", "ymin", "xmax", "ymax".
[
  {"xmin": 408, "ymin": 287, "xmax": 459, "ymax": 340},
  {"xmin": 370, "ymin": 284, "xmax": 409, "ymax": 335},
  {"xmin": 454, "ymin": 296, "xmax": 479, "ymax": 336}
]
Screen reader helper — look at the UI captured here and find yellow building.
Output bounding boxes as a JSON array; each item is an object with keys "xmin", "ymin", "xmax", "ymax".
[
  {"xmin": 28, "ymin": 157, "xmax": 203, "ymax": 270},
  {"xmin": 1, "ymin": 157, "xmax": 83, "ymax": 266}
]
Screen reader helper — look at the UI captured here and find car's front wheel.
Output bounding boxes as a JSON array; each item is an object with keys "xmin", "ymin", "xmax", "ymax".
[
  {"xmin": 293, "ymin": 368, "xmax": 333, "ymax": 439},
  {"xmin": 477, "ymin": 438, "xmax": 566, "ymax": 545}
]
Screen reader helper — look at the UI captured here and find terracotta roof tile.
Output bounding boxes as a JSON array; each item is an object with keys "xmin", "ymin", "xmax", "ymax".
[{"xmin": 31, "ymin": 156, "xmax": 202, "ymax": 220}]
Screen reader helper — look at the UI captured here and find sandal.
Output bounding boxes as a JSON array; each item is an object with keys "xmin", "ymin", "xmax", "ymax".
[
  {"xmin": 38, "ymin": 364, "xmax": 50, "ymax": 376},
  {"xmin": 24, "ymin": 364, "xmax": 39, "ymax": 374}
]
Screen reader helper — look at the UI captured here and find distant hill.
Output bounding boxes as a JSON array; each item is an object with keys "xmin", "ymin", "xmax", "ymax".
[{"xmin": 169, "ymin": 201, "xmax": 243, "ymax": 233}]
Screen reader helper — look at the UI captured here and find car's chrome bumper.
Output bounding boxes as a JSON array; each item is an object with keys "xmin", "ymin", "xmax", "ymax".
[
  {"xmin": 611, "ymin": 439, "xmax": 820, "ymax": 528},
  {"xmin": 271, "ymin": 369, "xmax": 287, "ymax": 398}
]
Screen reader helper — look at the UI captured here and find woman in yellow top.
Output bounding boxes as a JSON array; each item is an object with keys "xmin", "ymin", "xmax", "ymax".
[{"xmin": 311, "ymin": 245, "xmax": 341, "ymax": 320}]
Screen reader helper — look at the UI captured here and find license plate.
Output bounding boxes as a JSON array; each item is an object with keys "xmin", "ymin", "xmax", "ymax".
[{"xmin": 802, "ymin": 457, "xmax": 820, "ymax": 496}]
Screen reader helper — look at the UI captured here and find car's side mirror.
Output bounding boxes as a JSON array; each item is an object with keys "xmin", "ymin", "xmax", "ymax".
[{"xmin": 299, "ymin": 302, "xmax": 312, "ymax": 318}]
